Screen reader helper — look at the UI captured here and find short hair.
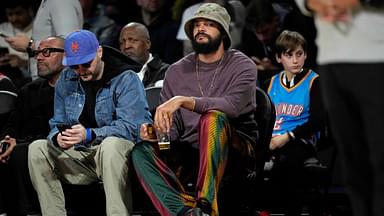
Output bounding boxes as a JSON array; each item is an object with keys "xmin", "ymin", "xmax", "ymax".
[
  {"xmin": 275, "ymin": 30, "xmax": 307, "ymax": 57},
  {"xmin": 121, "ymin": 22, "xmax": 150, "ymax": 40}
]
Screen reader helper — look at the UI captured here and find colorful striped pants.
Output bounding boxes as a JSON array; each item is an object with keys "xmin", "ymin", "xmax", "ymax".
[{"xmin": 132, "ymin": 111, "xmax": 246, "ymax": 216}]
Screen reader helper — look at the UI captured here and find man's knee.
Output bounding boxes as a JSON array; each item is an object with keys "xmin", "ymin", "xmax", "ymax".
[
  {"xmin": 200, "ymin": 110, "xmax": 228, "ymax": 124},
  {"xmin": 28, "ymin": 139, "xmax": 49, "ymax": 159},
  {"xmin": 99, "ymin": 137, "xmax": 134, "ymax": 158},
  {"xmin": 131, "ymin": 142, "xmax": 152, "ymax": 165}
]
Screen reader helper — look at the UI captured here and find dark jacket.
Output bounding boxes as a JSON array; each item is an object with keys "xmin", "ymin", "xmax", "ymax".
[
  {"xmin": 2, "ymin": 78, "xmax": 54, "ymax": 143},
  {"xmin": 142, "ymin": 54, "xmax": 169, "ymax": 88}
]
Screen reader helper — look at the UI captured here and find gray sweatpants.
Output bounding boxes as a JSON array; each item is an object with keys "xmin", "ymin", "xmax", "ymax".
[{"xmin": 28, "ymin": 137, "xmax": 134, "ymax": 216}]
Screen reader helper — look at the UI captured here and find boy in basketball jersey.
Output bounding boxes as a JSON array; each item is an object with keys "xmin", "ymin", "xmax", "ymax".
[{"xmin": 265, "ymin": 30, "xmax": 325, "ymax": 215}]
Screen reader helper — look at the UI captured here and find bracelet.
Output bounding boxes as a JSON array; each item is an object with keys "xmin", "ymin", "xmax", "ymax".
[{"xmin": 191, "ymin": 97, "xmax": 196, "ymax": 111}]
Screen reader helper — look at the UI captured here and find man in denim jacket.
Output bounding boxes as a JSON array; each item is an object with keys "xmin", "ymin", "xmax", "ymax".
[{"xmin": 28, "ymin": 30, "xmax": 151, "ymax": 216}]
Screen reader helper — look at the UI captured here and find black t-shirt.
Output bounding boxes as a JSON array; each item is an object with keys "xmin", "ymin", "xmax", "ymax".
[{"xmin": 2, "ymin": 78, "xmax": 54, "ymax": 142}]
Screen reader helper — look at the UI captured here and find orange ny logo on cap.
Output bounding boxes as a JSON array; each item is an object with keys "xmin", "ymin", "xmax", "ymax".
[{"xmin": 71, "ymin": 41, "xmax": 79, "ymax": 53}]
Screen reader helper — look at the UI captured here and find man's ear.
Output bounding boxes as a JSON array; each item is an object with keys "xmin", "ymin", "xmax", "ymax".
[
  {"xmin": 98, "ymin": 46, "xmax": 103, "ymax": 58},
  {"xmin": 145, "ymin": 39, "xmax": 151, "ymax": 51},
  {"xmin": 275, "ymin": 54, "xmax": 281, "ymax": 63}
]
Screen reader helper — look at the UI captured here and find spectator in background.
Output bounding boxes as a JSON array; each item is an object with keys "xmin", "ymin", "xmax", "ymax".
[
  {"xmin": 5, "ymin": 0, "xmax": 83, "ymax": 80},
  {"xmin": 177, "ymin": 0, "xmax": 246, "ymax": 55},
  {"xmin": 0, "ymin": 36, "xmax": 65, "ymax": 216},
  {"xmin": 80, "ymin": 0, "xmax": 121, "ymax": 48},
  {"xmin": 0, "ymin": 0, "xmax": 34, "ymax": 88},
  {"xmin": 135, "ymin": 0, "xmax": 182, "ymax": 64},
  {"xmin": 240, "ymin": 0, "xmax": 317, "ymax": 85},
  {"xmin": 28, "ymin": 30, "xmax": 150, "ymax": 216},
  {"xmin": 119, "ymin": 22, "xmax": 168, "ymax": 87},
  {"xmin": 295, "ymin": 0, "xmax": 384, "ymax": 216},
  {"xmin": 103, "ymin": 0, "xmax": 141, "ymax": 27}
]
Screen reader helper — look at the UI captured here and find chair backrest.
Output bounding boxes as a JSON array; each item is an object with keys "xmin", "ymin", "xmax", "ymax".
[
  {"xmin": 0, "ymin": 91, "xmax": 17, "ymax": 133},
  {"xmin": 0, "ymin": 90, "xmax": 17, "ymax": 114},
  {"xmin": 254, "ymin": 87, "xmax": 275, "ymax": 164},
  {"xmin": 145, "ymin": 86, "xmax": 162, "ymax": 116}
]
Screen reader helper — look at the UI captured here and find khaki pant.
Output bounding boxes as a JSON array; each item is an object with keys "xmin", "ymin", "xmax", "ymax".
[{"xmin": 28, "ymin": 137, "xmax": 134, "ymax": 216}]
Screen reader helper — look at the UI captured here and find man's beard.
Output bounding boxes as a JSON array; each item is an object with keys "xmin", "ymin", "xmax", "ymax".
[
  {"xmin": 191, "ymin": 33, "xmax": 222, "ymax": 54},
  {"xmin": 37, "ymin": 63, "xmax": 53, "ymax": 79},
  {"xmin": 38, "ymin": 70, "xmax": 52, "ymax": 79}
]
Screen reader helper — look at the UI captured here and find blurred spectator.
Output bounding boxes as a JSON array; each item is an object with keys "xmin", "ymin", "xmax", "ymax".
[
  {"xmin": 135, "ymin": 0, "xmax": 182, "ymax": 64},
  {"xmin": 5, "ymin": 0, "xmax": 83, "ymax": 80},
  {"xmin": 81, "ymin": 0, "xmax": 121, "ymax": 48},
  {"xmin": 103, "ymin": 0, "xmax": 141, "ymax": 27},
  {"xmin": 295, "ymin": 0, "xmax": 384, "ymax": 216},
  {"xmin": 0, "ymin": 0, "xmax": 34, "ymax": 88},
  {"xmin": 240, "ymin": 0, "xmax": 317, "ymax": 85},
  {"xmin": 177, "ymin": 0, "xmax": 246, "ymax": 55},
  {"xmin": 119, "ymin": 22, "xmax": 168, "ymax": 87}
]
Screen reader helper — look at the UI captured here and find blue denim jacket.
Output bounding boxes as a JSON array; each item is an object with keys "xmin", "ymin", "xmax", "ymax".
[{"xmin": 48, "ymin": 67, "xmax": 152, "ymax": 145}]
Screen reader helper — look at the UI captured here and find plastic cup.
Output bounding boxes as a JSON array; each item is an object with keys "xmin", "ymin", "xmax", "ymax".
[{"xmin": 156, "ymin": 130, "xmax": 170, "ymax": 150}]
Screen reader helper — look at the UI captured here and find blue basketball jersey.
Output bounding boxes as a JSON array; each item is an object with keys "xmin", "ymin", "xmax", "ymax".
[{"xmin": 268, "ymin": 70, "xmax": 319, "ymax": 136}]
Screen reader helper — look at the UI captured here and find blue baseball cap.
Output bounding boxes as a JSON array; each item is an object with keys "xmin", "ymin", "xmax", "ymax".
[{"xmin": 62, "ymin": 30, "xmax": 99, "ymax": 66}]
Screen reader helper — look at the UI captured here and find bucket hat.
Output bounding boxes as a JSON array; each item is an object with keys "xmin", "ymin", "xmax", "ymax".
[{"xmin": 184, "ymin": 3, "xmax": 232, "ymax": 49}]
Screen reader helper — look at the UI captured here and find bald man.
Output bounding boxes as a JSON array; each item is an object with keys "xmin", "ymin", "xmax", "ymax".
[
  {"xmin": 0, "ymin": 36, "xmax": 66, "ymax": 215},
  {"xmin": 119, "ymin": 22, "xmax": 169, "ymax": 87}
]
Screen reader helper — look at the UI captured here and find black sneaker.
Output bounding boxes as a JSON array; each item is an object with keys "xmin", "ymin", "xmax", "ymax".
[
  {"xmin": 181, "ymin": 207, "xmax": 207, "ymax": 216},
  {"xmin": 197, "ymin": 198, "xmax": 212, "ymax": 215}
]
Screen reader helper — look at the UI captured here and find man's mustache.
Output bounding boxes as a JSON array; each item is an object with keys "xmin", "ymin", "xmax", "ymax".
[{"xmin": 195, "ymin": 33, "xmax": 210, "ymax": 39}]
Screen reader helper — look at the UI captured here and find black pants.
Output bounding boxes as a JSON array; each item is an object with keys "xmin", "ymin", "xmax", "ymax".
[
  {"xmin": 269, "ymin": 139, "xmax": 315, "ymax": 216},
  {"xmin": 0, "ymin": 162, "xmax": 10, "ymax": 214},
  {"xmin": 7, "ymin": 143, "xmax": 40, "ymax": 215},
  {"xmin": 319, "ymin": 63, "xmax": 384, "ymax": 216}
]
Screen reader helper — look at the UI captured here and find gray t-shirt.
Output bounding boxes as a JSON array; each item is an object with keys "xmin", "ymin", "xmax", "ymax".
[
  {"xmin": 30, "ymin": 0, "xmax": 83, "ymax": 79},
  {"xmin": 295, "ymin": 0, "xmax": 384, "ymax": 64}
]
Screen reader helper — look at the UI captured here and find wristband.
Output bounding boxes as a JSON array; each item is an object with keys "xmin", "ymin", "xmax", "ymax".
[{"xmin": 85, "ymin": 128, "xmax": 92, "ymax": 143}]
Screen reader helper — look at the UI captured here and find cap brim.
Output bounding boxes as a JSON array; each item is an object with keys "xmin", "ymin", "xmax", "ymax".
[{"xmin": 62, "ymin": 52, "xmax": 97, "ymax": 66}]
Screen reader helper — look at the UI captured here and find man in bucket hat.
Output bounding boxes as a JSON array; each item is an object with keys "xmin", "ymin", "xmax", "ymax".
[
  {"xmin": 131, "ymin": 3, "xmax": 258, "ymax": 216},
  {"xmin": 28, "ymin": 29, "xmax": 151, "ymax": 216}
]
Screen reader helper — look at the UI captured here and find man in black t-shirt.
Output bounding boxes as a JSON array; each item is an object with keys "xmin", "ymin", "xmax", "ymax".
[{"xmin": 0, "ymin": 36, "xmax": 65, "ymax": 215}]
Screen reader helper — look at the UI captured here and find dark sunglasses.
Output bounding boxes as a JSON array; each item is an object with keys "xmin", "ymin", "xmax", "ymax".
[
  {"xmin": 69, "ymin": 60, "xmax": 93, "ymax": 70},
  {"xmin": 33, "ymin": 47, "xmax": 64, "ymax": 57}
]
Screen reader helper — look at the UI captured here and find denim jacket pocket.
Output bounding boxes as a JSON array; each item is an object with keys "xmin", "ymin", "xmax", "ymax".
[
  {"xmin": 95, "ymin": 93, "xmax": 115, "ymax": 126},
  {"xmin": 64, "ymin": 92, "xmax": 84, "ymax": 122}
]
